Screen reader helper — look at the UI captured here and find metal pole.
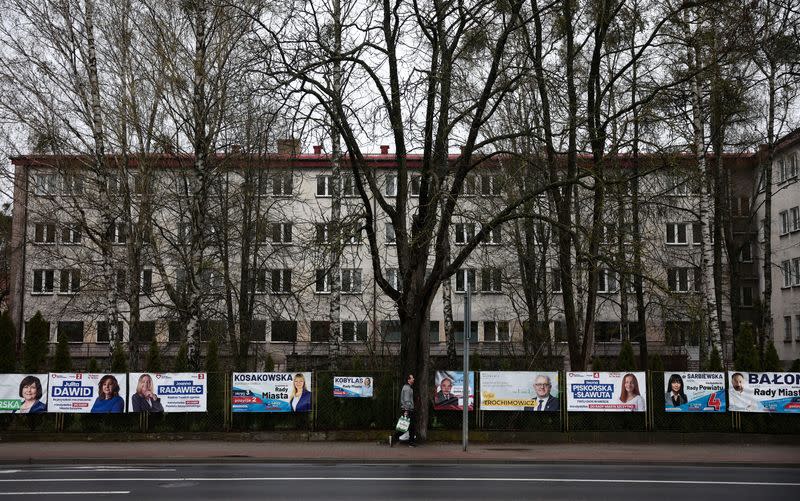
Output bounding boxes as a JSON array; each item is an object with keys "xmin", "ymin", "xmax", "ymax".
[{"xmin": 463, "ymin": 281, "xmax": 471, "ymax": 452}]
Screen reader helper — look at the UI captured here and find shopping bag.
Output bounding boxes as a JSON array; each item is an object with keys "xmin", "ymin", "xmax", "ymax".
[
  {"xmin": 395, "ymin": 415, "xmax": 410, "ymax": 433},
  {"xmin": 398, "ymin": 431, "xmax": 410, "ymax": 441}
]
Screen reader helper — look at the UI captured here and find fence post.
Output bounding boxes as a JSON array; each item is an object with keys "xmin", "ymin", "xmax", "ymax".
[
  {"xmin": 223, "ymin": 372, "xmax": 231, "ymax": 432},
  {"xmin": 646, "ymin": 371, "xmax": 654, "ymax": 432},
  {"xmin": 561, "ymin": 371, "xmax": 568, "ymax": 433}
]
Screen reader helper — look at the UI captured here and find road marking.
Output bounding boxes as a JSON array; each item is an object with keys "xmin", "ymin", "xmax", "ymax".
[
  {"xmin": 30, "ymin": 468, "xmax": 176, "ymax": 473},
  {"xmin": 0, "ymin": 491, "xmax": 129, "ymax": 496},
  {"xmin": 0, "ymin": 471, "xmax": 21, "ymax": 474},
  {"xmin": 0, "ymin": 477, "xmax": 797, "ymax": 487}
]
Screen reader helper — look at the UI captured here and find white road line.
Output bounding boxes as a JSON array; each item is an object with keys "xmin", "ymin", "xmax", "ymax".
[
  {"xmin": 0, "ymin": 477, "xmax": 796, "ymax": 487},
  {"xmin": 0, "ymin": 491, "xmax": 129, "ymax": 496},
  {"xmin": 0, "ymin": 470, "xmax": 20, "ymax": 474},
  {"xmin": 29, "ymin": 468, "xmax": 176, "ymax": 473}
]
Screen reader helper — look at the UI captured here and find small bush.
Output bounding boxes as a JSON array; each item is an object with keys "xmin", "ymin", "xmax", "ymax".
[
  {"xmin": 616, "ymin": 340, "xmax": 636, "ymax": 371},
  {"xmin": 0, "ymin": 311, "xmax": 16, "ymax": 372},
  {"xmin": 110, "ymin": 343, "xmax": 128, "ymax": 372},
  {"xmin": 23, "ymin": 311, "xmax": 49, "ymax": 372},
  {"xmin": 145, "ymin": 339, "xmax": 162, "ymax": 372},
  {"xmin": 173, "ymin": 341, "xmax": 189, "ymax": 371},
  {"xmin": 52, "ymin": 333, "xmax": 72, "ymax": 371}
]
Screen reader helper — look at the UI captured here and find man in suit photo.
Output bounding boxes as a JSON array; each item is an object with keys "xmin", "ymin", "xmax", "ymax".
[
  {"xmin": 435, "ymin": 377, "xmax": 460, "ymax": 409},
  {"xmin": 525, "ymin": 374, "xmax": 559, "ymax": 412}
]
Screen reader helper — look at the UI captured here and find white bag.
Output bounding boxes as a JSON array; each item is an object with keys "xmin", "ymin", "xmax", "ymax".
[{"xmin": 398, "ymin": 431, "xmax": 410, "ymax": 441}]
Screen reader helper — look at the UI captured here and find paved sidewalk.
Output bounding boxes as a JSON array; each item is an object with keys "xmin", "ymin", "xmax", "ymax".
[{"xmin": 1, "ymin": 440, "xmax": 798, "ymax": 466}]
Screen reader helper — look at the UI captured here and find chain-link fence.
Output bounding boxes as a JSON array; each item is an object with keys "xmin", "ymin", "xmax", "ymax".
[{"xmin": 2, "ymin": 371, "xmax": 799, "ymax": 435}]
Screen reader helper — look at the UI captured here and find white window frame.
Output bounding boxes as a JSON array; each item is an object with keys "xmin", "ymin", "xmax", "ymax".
[
  {"xmin": 32, "ymin": 269, "xmax": 55, "ymax": 294},
  {"xmin": 783, "ymin": 260, "xmax": 793, "ymax": 288},
  {"xmin": 384, "ymin": 174, "xmax": 397, "ymax": 197},
  {"xmin": 455, "ymin": 222, "xmax": 475, "ymax": 244},
  {"xmin": 341, "ymin": 269, "xmax": 362, "ymax": 293},
  {"xmin": 33, "ymin": 222, "xmax": 57, "ymax": 244},
  {"xmin": 316, "ymin": 175, "xmax": 332, "ymax": 197},
  {"xmin": 597, "ymin": 268, "xmax": 618, "ymax": 293},
  {"xmin": 271, "ymin": 269, "xmax": 291, "ymax": 294},
  {"xmin": 410, "ymin": 174, "xmax": 421, "ymax": 197},
  {"xmin": 460, "ymin": 175, "xmax": 477, "ymax": 196},
  {"xmin": 112, "ymin": 223, "xmax": 127, "ymax": 245},
  {"xmin": 316, "ymin": 223, "xmax": 331, "ymax": 244},
  {"xmin": 779, "ymin": 210, "xmax": 790, "ymax": 235},
  {"xmin": 484, "ymin": 225, "xmax": 502, "ymax": 245},
  {"xmin": 387, "ymin": 268, "xmax": 402, "ymax": 291},
  {"xmin": 551, "ymin": 268, "xmax": 562, "ymax": 293},
  {"xmin": 385, "ymin": 223, "xmax": 396, "ymax": 245},
  {"xmin": 740, "ymin": 286, "xmax": 753, "ymax": 307},
  {"xmin": 668, "ymin": 267, "xmax": 700, "ymax": 293},
  {"xmin": 739, "ymin": 242, "xmax": 753, "ymax": 263},
  {"xmin": 272, "ymin": 173, "xmax": 293, "ymax": 196},
  {"xmin": 480, "ymin": 267, "xmax": 502, "ymax": 293},
  {"xmin": 778, "ymin": 157, "xmax": 787, "ymax": 183},
  {"xmin": 793, "ymin": 258, "xmax": 800, "ymax": 286},
  {"xmin": 480, "ymin": 175, "xmax": 502, "ymax": 196},
  {"xmin": 341, "ymin": 174, "xmax": 357, "ymax": 197},
  {"xmin": 791, "ymin": 207, "xmax": 800, "ymax": 232},
  {"xmin": 666, "ymin": 222, "xmax": 688, "ymax": 245},
  {"xmin": 139, "ymin": 269, "xmax": 153, "ymax": 295},
  {"xmin": 62, "ymin": 173, "xmax": 83, "ymax": 195},
  {"xmin": 61, "ymin": 225, "xmax": 81, "ymax": 245},
  {"xmin": 33, "ymin": 172, "xmax": 58, "ymax": 196},
  {"xmin": 315, "ymin": 269, "xmax": 332, "ymax": 293},
  {"xmin": 272, "ymin": 222, "xmax": 293, "ymax": 244},
  {"xmin": 455, "ymin": 268, "xmax": 476, "ymax": 293},
  {"xmin": 484, "ymin": 320, "xmax": 509, "ymax": 342},
  {"xmin": 59, "ymin": 269, "xmax": 80, "ymax": 294},
  {"xmin": 342, "ymin": 321, "xmax": 368, "ymax": 343},
  {"xmin": 790, "ymin": 153, "xmax": 799, "ymax": 178},
  {"xmin": 784, "ymin": 316, "xmax": 793, "ymax": 342},
  {"xmin": 253, "ymin": 269, "xmax": 268, "ymax": 294}
]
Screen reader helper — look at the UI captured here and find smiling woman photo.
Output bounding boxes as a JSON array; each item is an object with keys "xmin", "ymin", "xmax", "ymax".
[
  {"xmin": 15, "ymin": 375, "xmax": 46, "ymax": 414},
  {"xmin": 289, "ymin": 373, "xmax": 311, "ymax": 412},
  {"xmin": 91, "ymin": 374, "xmax": 125, "ymax": 413}
]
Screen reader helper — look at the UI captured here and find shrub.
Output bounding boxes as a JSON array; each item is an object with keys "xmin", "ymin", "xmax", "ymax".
[
  {"xmin": 0, "ymin": 311, "xmax": 16, "ymax": 372},
  {"xmin": 110, "ymin": 343, "xmax": 128, "ymax": 372},
  {"xmin": 87, "ymin": 357, "xmax": 100, "ymax": 372},
  {"xmin": 52, "ymin": 333, "xmax": 72, "ymax": 371},
  {"xmin": 734, "ymin": 324, "xmax": 760, "ymax": 371},
  {"xmin": 616, "ymin": 340, "xmax": 636, "ymax": 371},
  {"xmin": 763, "ymin": 341, "xmax": 782, "ymax": 371},
  {"xmin": 648, "ymin": 354, "xmax": 665, "ymax": 372},
  {"xmin": 173, "ymin": 341, "xmax": 189, "ymax": 371},
  {"xmin": 145, "ymin": 338, "xmax": 162, "ymax": 372},
  {"xmin": 264, "ymin": 352, "xmax": 275, "ymax": 372},
  {"xmin": 707, "ymin": 345, "xmax": 723, "ymax": 371},
  {"xmin": 23, "ymin": 311, "xmax": 49, "ymax": 372}
]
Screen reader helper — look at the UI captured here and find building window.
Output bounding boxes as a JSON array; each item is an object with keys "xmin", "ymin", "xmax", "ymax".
[
  {"xmin": 484, "ymin": 321, "xmax": 509, "ymax": 342},
  {"xmin": 780, "ymin": 210, "xmax": 790, "ymax": 235},
  {"xmin": 115, "ymin": 269, "xmax": 127, "ymax": 295},
  {"xmin": 33, "ymin": 223, "xmax": 56, "ymax": 244},
  {"xmin": 665, "ymin": 320, "xmax": 701, "ymax": 346},
  {"xmin": 385, "ymin": 223, "xmax": 396, "ymax": 244},
  {"xmin": 480, "ymin": 268, "xmax": 502, "ymax": 293},
  {"xmin": 791, "ymin": 207, "xmax": 800, "ymax": 232},
  {"xmin": 785, "ymin": 316, "xmax": 793, "ymax": 342},
  {"xmin": 385, "ymin": 174, "xmax": 397, "ymax": 197},
  {"xmin": 271, "ymin": 320, "xmax": 297, "ymax": 342},
  {"xmin": 455, "ymin": 222, "xmax": 476, "ymax": 244},
  {"xmin": 428, "ymin": 321, "xmax": 440, "ymax": 343},
  {"xmin": 341, "ymin": 174, "xmax": 357, "ymax": 197},
  {"xmin": 272, "ymin": 222, "xmax": 293, "ymax": 244},
  {"xmin": 484, "ymin": 225, "xmax": 502, "ymax": 245},
  {"xmin": 666, "ymin": 223, "xmax": 688, "ymax": 245},
  {"xmin": 789, "ymin": 153, "xmax": 799, "ymax": 178},
  {"xmin": 481, "ymin": 175, "xmax": 502, "ymax": 196},
  {"xmin": 691, "ymin": 223, "xmax": 702, "ymax": 245},
  {"xmin": 107, "ymin": 172, "xmax": 122, "ymax": 194},
  {"xmin": 249, "ymin": 320, "xmax": 267, "ymax": 342},
  {"xmin": 271, "ymin": 269, "xmax": 291, "ymax": 293},
  {"xmin": 96, "ymin": 321, "xmax": 123, "ymax": 344},
  {"xmin": 783, "ymin": 260, "xmax": 793, "ymax": 288},
  {"xmin": 341, "ymin": 269, "xmax": 362, "ymax": 293},
  {"xmin": 272, "ymin": 173, "xmax": 293, "ymax": 196},
  {"xmin": 60, "ymin": 173, "xmax": 83, "ymax": 195},
  {"xmin": 140, "ymin": 269, "xmax": 153, "ymax": 295},
  {"xmin": 597, "ymin": 269, "xmax": 618, "ymax": 293},
  {"xmin": 343, "ymin": 226, "xmax": 362, "ymax": 245},
  {"xmin": 455, "ymin": 268, "xmax": 476, "ymax": 293},
  {"xmin": 551, "ymin": 269, "xmax": 562, "ymax": 293},
  {"xmin": 315, "ymin": 269, "xmax": 331, "ymax": 293},
  {"xmin": 387, "ymin": 268, "xmax": 402, "ymax": 291},
  {"xmin": 57, "ymin": 321, "xmax": 84, "ymax": 343},
  {"xmin": 460, "ymin": 175, "xmax": 477, "ymax": 196},
  {"xmin": 667, "ymin": 267, "xmax": 700, "ymax": 293},
  {"xmin": 133, "ymin": 321, "xmax": 156, "ymax": 343},
  {"xmin": 168, "ymin": 321, "xmax": 183, "ymax": 343},
  {"xmin": 310, "ymin": 321, "xmax": 330, "ymax": 343},
  {"xmin": 59, "ymin": 269, "xmax": 81, "ymax": 294},
  {"xmin": 342, "ymin": 321, "xmax": 368, "ymax": 342},
  {"xmin": 740, "ymin": 286, "xmax": 753, "ymax": 307},
  {"xmin": 793, "ymin": 258, "xmax": 800, "ymax": 286},
  {"xmin": 453, "ymin": 321, "xmax": 478, "ymax": 343},
  {"xmin": 33, "ymin": 172, "xmax": 58, "ymax": 195},
  {"xmin": 316, "ymin": 175, "xmax": 332, "ymax": 197},
  {"xmin": 410, "ymin": 174, "xmax": 421, "ymax": 197},
  {"xmin": 737, "ymin": 196, "xmax": 750, "ymax": 216},
  {"xmin": 249, "ymin": 269, "xmax": 268, "ymax": 294},
  {"xmin": 381, "ymin": 320, "xmax": 401, "ymax": 342},
  {"xmin": 112, "ymin": 223, "xmax": 127, "ymax": 244},
  {"xmin": 739, "ymin": 242, "xmax": 753, "ymax": 263},
  {"xmin": 61, "ymin": 225, "xmax": 81, "ymax": 244},
  {"xmin": 595, "ymin": 321, "xmax": 621, "ymax": 342},
  {"xmin": 200, "ymin": 269, "xmax": 223, "ymax": 290},
  {"xmin": 32, "ymin": 269, "xmax": 55, "ymax": 294},
  {"xmin": 796, "ymin": 315, "xmax": 800, "ymax": 341},
  {"xmin": 315, "ymin": 223, "xmax": 332, "ymax": 244}
]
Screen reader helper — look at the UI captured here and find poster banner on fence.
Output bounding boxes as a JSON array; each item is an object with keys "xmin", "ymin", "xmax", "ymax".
[
  {"xmin": 664, "ymin": 372, "xmax": 726, "ymax": 412},
  {"xmin": 333, "ymin": 376, "xmax": 373, "ymax": 398},
  {"xmin": 128, "ymin": 373, "xmax": 207, "ymax": 413},
  {"xmin": 48, "ymin": 373, "xmax": 127, "ymax": 413},
  {"xmin": 232, "ymin": 372, "xmax": 313, "ymax": 412},
  {"xmin": 480, "ymin": 372, "xmax": 560, "ymax": 411},
  {"xmin": 0, "ymin": 373, "xmax": 49, "ymax": 413},
  {"xmin": 567, "ymin": 372, "xmax": 647, "ymax": 412},
  {"xmin": 728, "ymin": 372, "xmax": 800, "ymax": 413},
  {"xmin": 434, "ymin": 371, "xmax": 474, "ymax": 411}
]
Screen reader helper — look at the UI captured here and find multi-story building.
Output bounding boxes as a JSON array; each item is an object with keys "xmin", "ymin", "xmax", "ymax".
[{"xmin": 7, "ymin": 133, "xmax": 799, "ymax": 369}]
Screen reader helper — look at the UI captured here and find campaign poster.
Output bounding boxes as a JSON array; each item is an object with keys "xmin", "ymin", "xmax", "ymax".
[
  {"xmin": 333, "ymin": 376, "xmax": 374, "ymax": 398},
  {"xmin": 128, "ymin": 372, "xmax": 207, "ymax": 413},
  {"xmin": 48, "ymin": 373, "xmax": 128, "ymax": 413},
  {"xmin": 567, "ymin": 372, "xmax": 647, "ymax": 412},
  {"xmin": 664, "ymin": 372, "xmax": 726, "ymax": 412},
  {"xmin": 434, "ymin": 370, "xmax": 475, "ymax": 411},
  {"xmin": 480, "ymin": 371, "xmax": 560, "ymax": 411},
  {"xmin": 728, "ymin": 372, "xmax": 800, "ymax": 413},
  {"xmin": 232, "ymin": 372, "xmax": 313, "ymax": 412},
  {"xmin": 0, "ymin": 373, "xmax": 49, "ymax": 413}
]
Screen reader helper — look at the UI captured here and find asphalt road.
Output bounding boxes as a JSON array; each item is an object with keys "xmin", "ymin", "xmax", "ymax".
[{"xmin": 0, "ymin": 462, "xmax": 797, "ymax": 500}]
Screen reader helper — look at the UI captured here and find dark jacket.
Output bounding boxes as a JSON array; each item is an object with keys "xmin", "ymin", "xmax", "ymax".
[
  {"xmin": 524, "ymin": 395, "xmax": 560, "ymax": 412},
  {"xmin": 13, "ymin": 400, "xmax": 47, "ymax": 414},
  {"xmin": 131, "ymin": 393, "xmax": 164, "ymax": 413},
  {"xmin": 434, "ymin": 391, "xmax": 460, "ymax": 409},
  {"xmin": 292, "ymin": 389, "xmax": 312, "ymax": 412}
]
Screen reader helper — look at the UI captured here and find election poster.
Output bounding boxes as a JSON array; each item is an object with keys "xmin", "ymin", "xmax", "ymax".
[
  {"xmin": 434, "ymin": 371, "xmax": 474, "ymax": 411},
  {"xmin": 664, "ymin": 372, "xmax": 726, "ymax": 412},
  {"xmin": 333, "ymin": 376, "xmax": 374, "ymax": 398},
  {"xmin": 0, "ymin": 373, "xmax": 49, "ymax": 413},
  {"xmin": 232, "ymin": 372, "xmax": 313, "ymax": 412},
  {"xmin": 480, "ymin": 372, "xmax": 560, "ymax": 411},
  {"xmin": 728, "ymin": 372, "xmax": 800, "ymax": 413},
  {"xmin": 567, "ymin": 372, "xmax": 647, "ymax": 412},
  {"xmin": 128, "ymin": 373, "xmax": 207, "ymax": 413},
  {"xmin": 48, "ymin": 373, "xmax": 127, "ymax": 413}
]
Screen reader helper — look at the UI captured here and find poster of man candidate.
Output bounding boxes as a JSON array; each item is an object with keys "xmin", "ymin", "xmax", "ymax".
[
  {"xmin": 480, "ymin": 372, "xmax": 560, "ymax": 411},
  {"xmin": 434, "ymin": 371, "xmax": 474, "ymax": 411},
  {"xmin": 232, "ymin": 372, "xmax": 313, "ymax": 412},
  {"xmin": 0, "ymin": 374, "xmax": 49, "ymax": 413},
  {"xmin": 128, "ymin": 373, "xmax": 207, "ymax": 413},
  {"xmin": 333, "ymin": 376, "xmax": 373, "ymax": 398},
  {"xmin": 664, "ymin": 372, "xmax": 726, "ymax": 412},
  {"xmin": 728, "ymin": 372, "xmax": 800, "ymax": 413},
  {"xmin": 48, "ymin": 373, "xmax": 127, "ymax": 413},
  {"xmin": 567, "ymin": 372, "xmax": 647, "ymax": 412}
]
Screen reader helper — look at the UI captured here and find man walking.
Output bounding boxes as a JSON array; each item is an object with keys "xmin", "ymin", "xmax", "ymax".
[{"xmin": 391, "ymin": 374, "xmax": 415, "ymax": 446}]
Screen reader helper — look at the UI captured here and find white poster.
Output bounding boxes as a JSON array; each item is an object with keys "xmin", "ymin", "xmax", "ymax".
[
  {"xmin": 128, "ymin": 372, "xmax": 207, "ymax": 413},
  {"xmin": 434, "ymin": 371, "xmax": 475, "ymax": 411},
  {"xmin": 0, "ymin": 373, "xmax": 49, "ymax": 413},
  {"xmin": 232, "ymin": 372, "xmax": 313, "ymax": 412},
  {"xmin": 48, "ymin": 373, "xmax": 127, "ymax": 413},
  {"xmin": 480, "ymin": 371, "xmax": 560, "ymax": 411},
  {"xmin": 567, "ymin": 372, "xmax": 647, "ymax": 412},
  {"xmin": 728, "ymin": 372, "xmax": 800, "ymax": 413},
  {"xmin": 333, "ymin": 376, "xmax": 374, "ymax": 398}
]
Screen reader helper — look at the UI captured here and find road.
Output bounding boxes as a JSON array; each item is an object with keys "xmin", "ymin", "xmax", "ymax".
[{"xmin": 0, "ymin": 462, "xmax": 797, "ymax": 500}]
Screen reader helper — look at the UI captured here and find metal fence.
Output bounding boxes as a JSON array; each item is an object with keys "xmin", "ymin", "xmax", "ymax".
[{"xmin": 1, "ymin": 371, "xmax": 798, "ymax": 435}]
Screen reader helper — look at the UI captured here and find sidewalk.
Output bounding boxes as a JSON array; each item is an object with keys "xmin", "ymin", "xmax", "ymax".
[{"xmin": 1, "ymin": 440, "xmax": 798, "ymax": 466}]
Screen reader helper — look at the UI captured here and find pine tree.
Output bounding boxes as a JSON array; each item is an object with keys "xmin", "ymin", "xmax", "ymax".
[
  {"xmin": 264, "ymin": 352, "xmax": 275, "ymax": 372},
  {"xmin": 734, "ymin": 324, "xmax": 760, "ymax": 371},
  {"xmin": 205, "ymin": 338, "xmax": 221, "ymax": 413},
  {"xmin": 52, "ymin": 333, "xmax": 72, "ymax": 371},
  {"xmin": 648, "ymin": 354, "xmax": 665, "ymax": 372},
  {"xmin": 616, "ymin": 340, "xmax": 637, "ymax": 371},
  {"xmin": 87, "ymin": 357, "xmax": 100, "ymax": 373},
  {"xmin": 592, "ymin": 356, "xmax": 605, "ymax": 371},
  {"xmin": 23, "ymin": 311, "xmax": 49, "ymax": 372},
  {"xmin": 145, "ymin": 338, "xmax": 162, "ymax": 372},
  {"xmin": 173, "ymin": 341, "xmax": 189, "ymax": 371},
  {"xmin": 0, "ymin": 311, "xmax": 16, "ymax": 372},
  {"xmin": 110, "ymin": 343, "xmax": 128, "ymax": 372},
  {"xmin": 707, "ymin": 345, "xmax": 723, "ymax": 371},
  {"xmin": 790, "ymin": 359, "xmax": 800, "ymax": 372},
  {"xmin": 763, "ymin": 341, "xmax": 782, "ymax": 371},
  {"xmin": 205, "ymin": 338, "xmax": 219, "ymax": 373}
]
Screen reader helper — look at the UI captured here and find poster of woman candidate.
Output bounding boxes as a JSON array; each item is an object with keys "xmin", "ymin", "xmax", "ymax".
[
  {"xmin": 480, "ymin": 372, "xmax": 559, "ymax": 411},
  {"xmin": 434, "ymin": 371, "xmax": 474, "ymax": 411},
  {"xmin": 567, "ymin": 372, "xmax": 647, "ymax": 412},
  {"xmin": 333, "ymin": 376, "xmax": 373, "ymax": 398},
  {"xmin": 48, "ymin": 373, "xmax": 127, "ymax": 413},
  {"xmin": 664, "ymin": 372, "xmax": 726, "ymax": 412},
  {"xmin": 128, "ymin": 373, "xmax": 207, "ymax": 413},
  {"xmin": 0, "ymin": 374, "xmax": 49, "ymax": 413},
  {"xmin": 728, "ymin": 372, "xmax": 800, "ymax": 413},
  {"xmin": 232, "ymin": 372, "xmax": 313, "ymax": 412}
]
